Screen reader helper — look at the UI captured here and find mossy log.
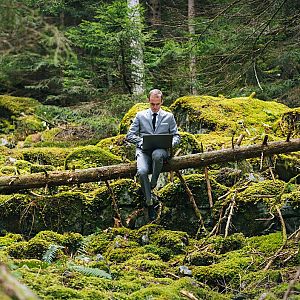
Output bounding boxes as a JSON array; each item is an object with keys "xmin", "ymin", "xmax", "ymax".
[{"xmin": 0, "ymin": 138, "xmax": 299, "ymax": 193}]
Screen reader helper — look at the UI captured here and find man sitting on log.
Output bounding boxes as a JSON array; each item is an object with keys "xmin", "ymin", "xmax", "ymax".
[{"xmin": 126, "ymin": 89, "xmax": 181, "ymax": 220}]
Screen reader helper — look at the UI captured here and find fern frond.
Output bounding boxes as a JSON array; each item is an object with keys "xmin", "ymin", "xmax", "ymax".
[
  {"xmin": 42, "ymin": 244, "xmax": 64, "ymax": 263},
  {"xmin": 68, "ymin": 265, "xmax": 112, "ymax": 279}
]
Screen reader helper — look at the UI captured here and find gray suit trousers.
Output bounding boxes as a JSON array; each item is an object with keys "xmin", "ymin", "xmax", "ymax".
[{"xmin": 137, "ymin": 148, "xmax": 168, "ymax": 206}]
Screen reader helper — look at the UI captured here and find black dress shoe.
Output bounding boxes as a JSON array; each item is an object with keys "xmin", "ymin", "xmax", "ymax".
[{"xmin": 148, "ymin": 205, "xmax": 156, "ymax": 221}]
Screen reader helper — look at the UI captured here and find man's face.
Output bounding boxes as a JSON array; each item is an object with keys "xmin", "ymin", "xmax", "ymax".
[{"xmin": 149, "ymin": 95, "xmax": 163, "ymax": 113}]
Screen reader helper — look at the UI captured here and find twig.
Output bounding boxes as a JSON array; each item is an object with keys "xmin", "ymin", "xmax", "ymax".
[
  {"xmin": 235, "ymin": 134, "xmax": 245, "ymax": 147},
  {"xmin": 263, "ymin": 206, "xmax": 287, "ymax": 271},
  {"xmin": 204, "ymin": 167, "xmax": 213, "ymax": 208},
  {"xmin": 224, "ymin": 191, "xmax": 237, "ymax": 238},
  {"xmin": 105, "ymin": 180, "xmax": 123, "ymax": 227},
  {"xmin": 283, "ymin": 267, "xmax": 300, "ymax": 300},
  {"xmin": 180, "ymin": 289, "xmax": 199, "ymax": 300}
]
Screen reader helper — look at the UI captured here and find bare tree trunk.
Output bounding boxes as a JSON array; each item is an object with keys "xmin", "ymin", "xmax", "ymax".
[
  {"xmin": 188, "ymin": 0, "xmax": 197, "ymax": 95},
  {"xmin": 127, "ymin": 0, "xmax": 145, "ymax": 96},
  {"xmin": 0, "ymin": 139, "xmax": 299, "ymax": 193},
  {"xmin": 148, "ymin": 0, "xmax": 161, "ymax": 26}
]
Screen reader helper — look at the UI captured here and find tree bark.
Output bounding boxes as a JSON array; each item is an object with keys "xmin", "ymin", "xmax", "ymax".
[
  {"xmin": 127, "ymin": 0, "xmax": 145, "ymax": 95},
  {"xmin": 149, "ymin": 0, "xmax": 161, "ymax": 26},
  {"xmin": 0, "ymin": 139, "xmax": 299, "ymax": 193},
  {"xmin": 188, "ymin": 0, "xmax": 197, "ymax": 95}
]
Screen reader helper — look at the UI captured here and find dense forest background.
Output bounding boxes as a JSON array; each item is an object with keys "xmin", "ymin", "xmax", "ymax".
[{"xmin": 1, "ymin": 0, "xmax": 299, "ymax": 124}]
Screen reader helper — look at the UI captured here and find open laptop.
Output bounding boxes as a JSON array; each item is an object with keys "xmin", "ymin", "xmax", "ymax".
[{"xmin": 143, "ymin": 134, "xmax": 173, "ymax": 151}]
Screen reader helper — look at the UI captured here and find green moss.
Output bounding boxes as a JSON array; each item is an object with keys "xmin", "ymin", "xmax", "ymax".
[
  {"xmin": 0, "ymin": 95, "xmax": 40, "ymax": 115},
  {"xmin": 208, "ymin": 233, "xmax": 246, "ymax": 254},
  {"xmin": 0, "ymin": 159, "xmax": 33, "ymax": 176},
  {"xmin": 97, "ymin": 134, "xmax": 135, "ymax": 162},
  {"xmin": 151, "ymin": 230, "xmax": 189, "ymax": 255},
  {"xmin": 30, "ymin": 163, "xmax": 56, "ymax": 173},
  {"xmin": 129, "ymin": 277, "xmax": 230, "ymax": 300},
  {"xmin": 105, "ymin": 239, "xmax": 146, "ymax": 263},
  {"xmin": 193, "ymin": 254, "xmax": 253, "ymax": 288},
  {"xmin": 171, "ymin": 95, "xmax": 289, "ymax": 137},
  {"xmin": 64, "ymin": 145, "xmax": 123, "ymax": 170},
  {"xmin": 173, "ymin": 131, "xmax": 201, "ymax": 155},
  {"xmin": 195, "ymin": 131, "xmax": 233, "ymax": 150},
  {"xmin": 143, "ymin": 244, "xmax": 173, "ymax": 261},
  {"xmin": 123, "ymin": 253, "xmax": 167, "ymax": 277},
  {"xmin": 0, "ymin": 232, "xmax": 24, "ymax": 247},
  {"xmin": 235, "ymin": 179, "xmax": 287, "ymax": 205},
  {"xmin": 33, "ymin": 231, "xmax": 83, "ymax": 254},
  {"xmin": 277, "ymin": 107, "xmax": 300, "ymax": 136},
  {"xmin": 18, "ymin": 147, "xmax": 72, "ymax": 167},
  {"xmin": 281, "ymin": 190, "xmax": 300, "ymax": 204},
  {"xmin": 158, "ymin": 174, "xmax": 228, "ymax": 235},
  {"xmin": 15, "ymin": 115, "xmax": 45, "ymax": 135},
  {"xmin": 245, "ymin": 232, "xmax": 283, "ymax": 255},
  {"xmin": 240, "ymin": 269, "xmax": 283, "ymax": 297},
  {"xmin": 186, "ymin": 250, "xmax": 219, "ymax": 266}
]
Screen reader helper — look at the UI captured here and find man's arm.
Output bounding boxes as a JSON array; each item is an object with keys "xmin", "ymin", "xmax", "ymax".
[
  {"xmin": 126, "ymin": 113, "xmax": 143, "ymax": 147},
  {"xmin": 169, "ymin": 114, "xmax": 181, "ymax": 146}
]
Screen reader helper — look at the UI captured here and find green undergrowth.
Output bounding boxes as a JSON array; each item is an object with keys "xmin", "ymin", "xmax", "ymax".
[{"xmin": 0, "ymin": 227, "xmax": 299, "ymax": 300}]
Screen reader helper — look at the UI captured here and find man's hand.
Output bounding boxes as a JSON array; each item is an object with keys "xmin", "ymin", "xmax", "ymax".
[{"xmin": 138, "ymin": 141, "xmax": 143, "ymax": 149}]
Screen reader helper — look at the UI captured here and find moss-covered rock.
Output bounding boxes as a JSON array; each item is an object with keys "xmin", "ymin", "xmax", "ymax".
[
  {"xmin": 171, "ymin": 95, "xmax": 289, "ymax": 138},
  {"xmin": 158, "ymin": 174, "xmax": 228, "ymax": 235},
  {"xmin": 83, "ymin": 179, "xmax": 142, "ymax": 234},
  {"xmin": 0, "ymin": 95, "xmax": 40, "ymax": 115},
  {"xmin": 275, "ymin": 153, "xmax": 300, "ymax": 183},
  {"xmin": 18, "ymin": 147, "xmax": 72, "ymax": 167},
  {"xmin": 96, "ymin": 134, "xmax": 135, "ymax": 162},
  {"xmin": 231, "ymin": 179, "xmax": 299, "ymax": 235},
  {"xmin": 64, "ymin": 145, "xmax": 123, "ymax": 170},
  {"xmin": 0, "ymin": 232, "xmax": 24, "ymax": 247},
  {"xmin": 0, "ymin": 95, "xmax": 45, "ymax": 141},
  {"xmin": 192, "ymin": 252, "xmax": 253, "ymax": 289},
  {"xmin": 276, "ymin": 107, "xmax": 300, "ymax": 137}
]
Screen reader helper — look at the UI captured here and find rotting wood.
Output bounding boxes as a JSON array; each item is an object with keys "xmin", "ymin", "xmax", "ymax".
[{"xmin": 0, "ymin": 138, "xmax": 299, "ymax": 193}]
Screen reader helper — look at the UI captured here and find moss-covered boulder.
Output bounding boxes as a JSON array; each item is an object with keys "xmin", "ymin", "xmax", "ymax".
[
  {"xmin": 64, "ymin": 145, "xmax": 123, "ymax": 170},
  {"xmin": 275, "ymin": 153, "xmax": 300, "ymax": 183},
  {"xmin": 158, "ymin": 174, "xmax": 228, "ymax": 235},
  {"xmin": 277, "ymin": 107, "xmax": 300, "ymax": 137},
  {"xmin": 17, "ymin": 147, "xmax": 72, "ymax": 167},
  {"xmin": 170, "ymin": 95, "xmax": 290, "ymax": 138},
  {"xmin": 231, "ymin": 179, "xmax": 300, "ymax": 235},
  {"xmin": 0, "ymin": 95, "xmax": 45, "ymax": 140},
  {"xmin": 96, "ymin": 134, "xmax": 135, "ymax": 162},
  {"xmin": 0, "ymin": 191, "xmax": 86, "ymax": 235},
  {"xmin": 83, "ymin": 179, "xmax": 142, "ymax": 234}
]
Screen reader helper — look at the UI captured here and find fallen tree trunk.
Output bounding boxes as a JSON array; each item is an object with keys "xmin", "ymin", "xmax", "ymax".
[{"xmin": 0, "ymin": 138, "xmax": 299, "ymax": 193}]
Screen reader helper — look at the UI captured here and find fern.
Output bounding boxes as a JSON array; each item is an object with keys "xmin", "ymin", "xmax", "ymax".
[
  {"xmin": 42, "ymin": 244, "xmax": 64, "ymax": 263},
  {"xmin": 68, "ymin": 265, "xmax": 112, "ymax": 279}
]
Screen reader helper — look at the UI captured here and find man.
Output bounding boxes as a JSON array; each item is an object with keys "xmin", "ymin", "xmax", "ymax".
[{"xmin": 126, "ymin": 89, "xmax": 181, "ymax": 220}]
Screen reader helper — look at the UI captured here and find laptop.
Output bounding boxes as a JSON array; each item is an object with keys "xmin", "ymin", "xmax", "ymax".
[{"xmin": 142, "ymin": 134, "xmax": 173, "ymax": 151}]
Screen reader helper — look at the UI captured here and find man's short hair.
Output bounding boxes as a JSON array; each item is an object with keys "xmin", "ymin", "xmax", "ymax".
[{"xmin": 149, "ymin": 89, "xmax": 163, "ymax": 100}]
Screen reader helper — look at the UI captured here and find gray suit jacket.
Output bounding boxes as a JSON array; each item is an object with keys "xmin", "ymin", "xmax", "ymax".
[{"xmin": 126, "ymin": 108, "xmax": 181, "ymax": 156}]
